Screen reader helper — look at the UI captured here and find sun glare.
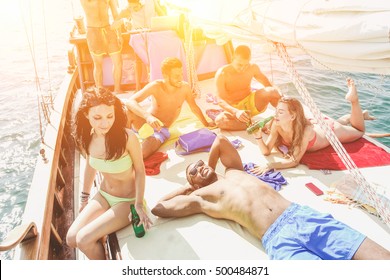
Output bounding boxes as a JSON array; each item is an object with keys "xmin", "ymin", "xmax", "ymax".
[{"xmin": 0, "ymin": 0, "xmax": 22, "ymax": 25}]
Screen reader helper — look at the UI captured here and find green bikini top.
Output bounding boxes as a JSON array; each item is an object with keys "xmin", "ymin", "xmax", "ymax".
[{"xmin": 89, "ymin": 154, "xmax": 133, "ymax": 174}]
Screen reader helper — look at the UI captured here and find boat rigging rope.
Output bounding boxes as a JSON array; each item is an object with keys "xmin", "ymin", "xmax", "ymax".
[
  {"xmin": 268, "ymin": 53, "xmax": 274, "ymax": 83},
  {"xmin": 275, "ymin": 42, "xmax": 390, "ymax": 228},
  {"xmin": 41, "ymin": 0, "xmax": 53, "ymax": 108},
  {"xmin": 21, "ymin": 0, "xmax": 44, "ymax": 144},
  {"xmin": 20, "ymin": 0, "xmax": 54, "ymax": 144},
  {"xmin": 295, "ymin": 42, "xmax": 385, "ymax": 114},
  {"xmin": 183, "ymin": 19, "xmax": 201, "ymax": 97}
]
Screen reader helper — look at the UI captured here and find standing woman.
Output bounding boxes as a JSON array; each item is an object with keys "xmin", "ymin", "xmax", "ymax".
[
  {"xmin": 66, "ymin": 87, "xmax": 152, "ymax": 259},
  {"xmin": 252, "ymin": 78, "xmax": 365, "ymax": 174}
]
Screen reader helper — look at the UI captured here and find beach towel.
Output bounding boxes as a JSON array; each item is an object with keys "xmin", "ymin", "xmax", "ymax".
[
  {"xmin": 300, "ymin": 138, "xmax": 390, "ymax": 170},
  {"xmin": 243, "ymin": 162, "xmax": 287, "ymax": 191},
  {"xmin": 230, "ymin": 139, "xmax": 242, "ymax": 149},
  {"xmin": 144, "ymin": 152, "xmax": 168, "ymax": 175}
]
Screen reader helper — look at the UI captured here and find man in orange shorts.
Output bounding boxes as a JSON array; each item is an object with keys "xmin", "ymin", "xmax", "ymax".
[
  {"xmin": 215, "ymin": 45, "xmax": 281, "ymax": 130},
  {"xmin": 81, "ymin": 0, "xmax": 123, "ymax": 93}
]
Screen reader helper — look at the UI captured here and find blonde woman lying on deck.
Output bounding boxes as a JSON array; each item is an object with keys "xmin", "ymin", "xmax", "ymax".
[
  {"xmin": 151, "ymin": 135, "xmax": 390, "ymax": 260},
  {"xmin": 251, "ymin": 78, "xmax": 367, "ymax": 174}
]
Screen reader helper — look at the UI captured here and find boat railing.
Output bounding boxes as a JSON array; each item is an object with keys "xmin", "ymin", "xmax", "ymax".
[
  {"xmin": 0, "ymin": 222, "xmax": 38, "ymax": 252},
  {"xmin": 0, "ymin": 51, "xmax": 81, "ymax": 259}
]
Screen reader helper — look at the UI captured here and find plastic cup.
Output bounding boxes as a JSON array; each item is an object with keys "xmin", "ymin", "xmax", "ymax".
[
  {"xmin": 138, "ymin": 123, "xmax": 154, "ymax": 139},
  {"xmin": 74, "ymin": 16, "xmax": 86, "ymax": 35}
]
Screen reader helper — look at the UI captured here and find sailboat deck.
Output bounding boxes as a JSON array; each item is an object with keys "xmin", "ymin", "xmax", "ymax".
[{"xmin": 76, "ymin": 78, "xmax": 390, "ymax": 260}]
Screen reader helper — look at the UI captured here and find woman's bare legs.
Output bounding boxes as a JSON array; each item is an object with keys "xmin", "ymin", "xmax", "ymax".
[
  {"xmin": 66, "ymin": 193, "xmax": 131, "ymax": 260},
  {"xmin": 336, "ymin": 96, "xmax": 390, "ymax": 138},
  {"xmin": 337, "ymin": 110, "xmax": 376, "ymax": 125},
  {"xmin": 75, "ymin": 201, "xmax": 131, "ymax": 259},
  {"xmin": 332, "ymin": 79, "xmax": 366, "ymax": 142},
  {"xmin": 344, "ymin": 78, "xmax": 365, "ymax": 133}
]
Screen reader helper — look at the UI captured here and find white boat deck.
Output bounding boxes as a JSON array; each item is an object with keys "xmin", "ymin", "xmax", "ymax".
[{"xmin": 76, "ymin": 78, "xmax": 390, "ymax": 260}]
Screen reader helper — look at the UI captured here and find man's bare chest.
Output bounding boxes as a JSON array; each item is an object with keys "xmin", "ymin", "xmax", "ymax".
[{"xmin": 154, "ymin": 93, "xmax": 185, "ymax": 109}]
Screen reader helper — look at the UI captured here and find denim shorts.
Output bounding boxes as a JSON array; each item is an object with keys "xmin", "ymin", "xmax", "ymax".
[{"xmin": 262, "ymin": 203, "xmax": 366, "ymax": 260}]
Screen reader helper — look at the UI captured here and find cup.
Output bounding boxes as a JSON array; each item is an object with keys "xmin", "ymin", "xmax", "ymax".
[
  {"xmin": 74, "ymin": 16, "xmax": 86, "ymax": 35},
  {"xmin": 138, "ymin": 123, "xmax": 154, "ymax": 139}
]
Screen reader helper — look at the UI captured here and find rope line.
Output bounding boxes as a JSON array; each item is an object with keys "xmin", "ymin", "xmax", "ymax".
[
  {"xmin": 42, "ymin": 0, "xmax": 54, "ymax": 109},
  {"xmin": 295, "ymin": 42, "xmax": 386, "ymax": 112},
  {"xmin": 20, "ymin": 0, "xmax": 56, "ymax": 144},
  {"xmin": 21, "ymin": 0, "xmax": 45, "ymax": 143},
  {"xmin": 183, "ymin": 19, "xmax": 201, "ymax": 97}
]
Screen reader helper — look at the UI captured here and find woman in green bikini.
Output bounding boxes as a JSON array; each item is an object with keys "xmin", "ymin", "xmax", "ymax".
[{"xmin": 66, "ymin": 87, "xmax": 152, "ymax": 259}]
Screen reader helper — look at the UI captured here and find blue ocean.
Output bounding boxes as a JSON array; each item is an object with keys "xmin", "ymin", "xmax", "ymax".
[{"xmin": 0, "ymin": 0, "xmax": 389, "ymax": 260}]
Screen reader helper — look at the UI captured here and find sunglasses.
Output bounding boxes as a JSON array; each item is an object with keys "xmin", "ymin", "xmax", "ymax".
[
  {"xmin": 280, "ymin": 96, "xmax": 295, "ymax": 102},
  {"xmin": 188, "ymin": 160, "xmax": 204, "ymax": 177}
]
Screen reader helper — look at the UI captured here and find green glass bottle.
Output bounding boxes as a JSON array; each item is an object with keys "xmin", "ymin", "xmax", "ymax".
[
  {"xmin": 130, "ymin": 204, "xmax": 145, "ymax": 238},
  {"xmin": 246, "ymin": 116, "xmax": 274, "ymax": 134}
]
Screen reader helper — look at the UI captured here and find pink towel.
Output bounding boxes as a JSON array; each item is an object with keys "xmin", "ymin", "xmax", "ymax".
[{"xmin": 129, "ymin": 30, "xmax": 187, "ymax": 81}]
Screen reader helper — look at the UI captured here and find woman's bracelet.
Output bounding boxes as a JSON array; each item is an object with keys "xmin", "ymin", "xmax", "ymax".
[
  {"xmin": 80, "ymin": 191, "xmax": 90, "ymax": 203},
  {"xmin": 135, "ymin": 202, "xmax": 144, "ymax": 209}
]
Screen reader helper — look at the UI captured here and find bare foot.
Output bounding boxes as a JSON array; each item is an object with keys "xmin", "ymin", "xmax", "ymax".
[
  {"xmin": 113, "ymin": 89, "xmax": 125, "ymax": 95},
  {"xmin": 345, "ymin": 78, "xmax": 359, "ymax": 103},
  {"xmin": 362, "ymin": 110, "xmax": 376, "ymax": 121},
  {"xmin": 366, "ymin": 133, "xmax": 390, "ymax": 138}
]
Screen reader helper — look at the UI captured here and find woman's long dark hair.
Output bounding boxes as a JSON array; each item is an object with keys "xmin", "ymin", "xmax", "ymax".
[
  {"xmin": 73, "ymin": 87, "xmax": 128, "ymax": 160},
  {"xmin": 275, "ymin": 97, "xmax": 307, "ymax": 160}
]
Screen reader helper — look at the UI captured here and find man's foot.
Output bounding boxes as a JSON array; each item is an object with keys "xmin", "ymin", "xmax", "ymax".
[
  {"xmin": 345, "ymin": 78, "xmax": 359, "ymax": 103},
  {"xmin": 362, "ymin": 110, "xmax": 376, "ymax": 121}
]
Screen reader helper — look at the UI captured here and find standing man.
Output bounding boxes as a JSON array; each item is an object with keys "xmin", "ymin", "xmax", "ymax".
[
  {"xmin": 126, "ymin": 57, "xmax": 214, "ymax": 159},
  {"xmin": 215, "ymin": 45, "xmax": 281, "ymax": 130},
  {"xmin": 80, "ymin": 0, "xmax": 123, "ymax": 93}
]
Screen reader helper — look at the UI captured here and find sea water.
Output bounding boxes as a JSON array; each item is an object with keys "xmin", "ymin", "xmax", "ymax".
[
  {"xmin": 0, "ymin": 0, "xmax": 74, "ymax": 260},
  {"xmin": 0, "ymin": 0, "xmax": 389, "ymax": 260}
]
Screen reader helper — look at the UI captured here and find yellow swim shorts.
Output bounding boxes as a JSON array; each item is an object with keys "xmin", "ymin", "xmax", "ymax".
[{"xmin": 231, "ymin": 91, "xmax": 263, "ymax": 117}]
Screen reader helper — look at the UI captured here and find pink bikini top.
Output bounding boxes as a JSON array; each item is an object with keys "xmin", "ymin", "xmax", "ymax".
[{"xmin": 281, "ymin": 132, "xmax": 317, "ymax": 151}]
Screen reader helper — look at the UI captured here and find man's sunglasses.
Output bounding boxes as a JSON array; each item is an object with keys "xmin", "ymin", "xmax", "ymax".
[{"xmin": 188, "ymin": 160, "xmax": 204, "ymax": 177}]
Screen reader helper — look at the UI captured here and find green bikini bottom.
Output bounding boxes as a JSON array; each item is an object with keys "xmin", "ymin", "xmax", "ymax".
[{"xmin": 99, "ymin": 189, "xmax": 136, "ymax": 207}]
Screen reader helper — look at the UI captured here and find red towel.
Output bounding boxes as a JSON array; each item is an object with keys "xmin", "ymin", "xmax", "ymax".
[
  {"xmin": 144, "ymin": 152, "xmax": 169, "ymax": 175},
  {"xmin": 300, "ymin": 138, "xmax": 390, "ymax": 170}
]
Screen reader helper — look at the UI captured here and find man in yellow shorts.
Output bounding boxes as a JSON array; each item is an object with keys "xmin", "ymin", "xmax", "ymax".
[
  {"xmin": 81, "ymin": 0, "xmax": 123, "ymax": 93},
  {"xmin": 215, "ymin": 45, "xmax": 281, "ymax": 130}
]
